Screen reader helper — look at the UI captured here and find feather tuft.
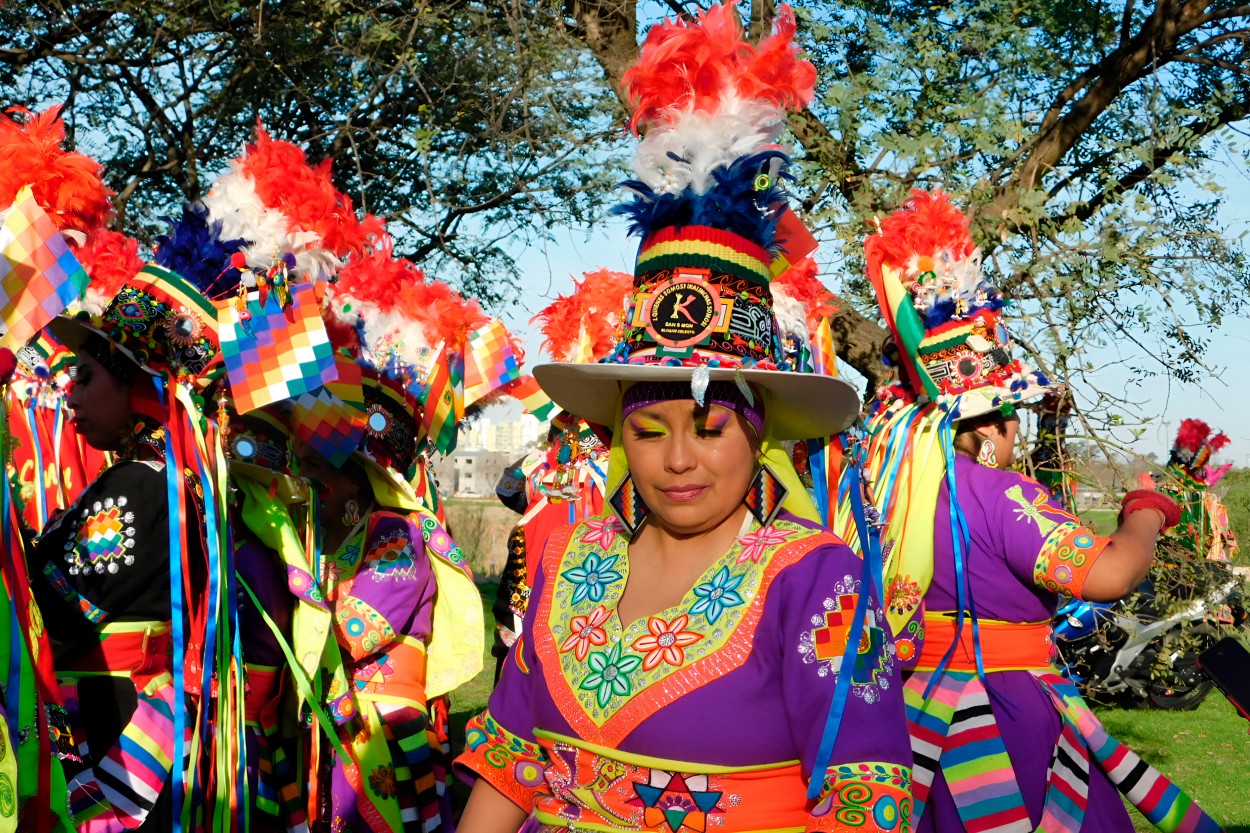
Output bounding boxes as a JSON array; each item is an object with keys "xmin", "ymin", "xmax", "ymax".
[
  {"xmin": 621, "ymin": 1, "xmax": 813, "ymax": 134},
  {"xmin": 532, "ymin": 268, "xmax": 634, "ymax": 362},
  {"xmin": 77, "ymin": 230, "xmax": 146, "ymax": 315},
  {"xmin": 0, "ymin": 106, "xmax": 114, "ymax": 234},
  {"xmin": 153, "ymin": 202, "xmax": 248, "ymax": 295}
]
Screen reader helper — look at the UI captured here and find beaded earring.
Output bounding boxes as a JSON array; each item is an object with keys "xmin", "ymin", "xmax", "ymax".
[
  {"xmin": 976, "ymin": 437, "xmax": 998, "ymax": 468},
  {"xmin": 608, "ymin": 472, "xmax": 648, "ymax": 536},
  {"xmin": 743, "ymin": 464, "xmax": 788, "ymax": 527}
]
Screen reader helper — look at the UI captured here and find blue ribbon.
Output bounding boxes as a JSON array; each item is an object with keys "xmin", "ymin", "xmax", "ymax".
[
  {"xmin": 807, "ymin": 438, "xmax": 882, "ymax": 799},
  {"xmin": 157, "ymin": 381, "xmax": 187, "ymax": 833},
  {"xmin": 923, "ymin": 411, "xmax": 987, "ymax": 699},
  {"xmin": 808, "ymin": 438, "xmax": 830, "ymax": 528}
]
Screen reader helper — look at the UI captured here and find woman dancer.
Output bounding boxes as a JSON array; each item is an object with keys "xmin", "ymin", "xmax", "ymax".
[
  {"xmin": 457, "ymin": 5, "xmax": 913, "ymax": 831},
  {"xmin": 864, "ymin": 190, "xmax": 1220, "ymax": 832}
]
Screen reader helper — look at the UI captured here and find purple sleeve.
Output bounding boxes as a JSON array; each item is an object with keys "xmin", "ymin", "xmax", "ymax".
[
  {"xmin": 774, "ymin": 542, "xmax": 914, "ymax": 829},
  {"xmin": 984, "ymin": 471, "xmax": 1109, "ymax": 596},
  {"xmin": 334, "ymin": 512, "xmax": 437, "ymax": 661}
]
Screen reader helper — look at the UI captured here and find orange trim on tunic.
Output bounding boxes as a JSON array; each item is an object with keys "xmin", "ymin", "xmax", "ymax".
[{"xmin": 533, "ymin": 521, "xmax": 841, "ymax": 748}]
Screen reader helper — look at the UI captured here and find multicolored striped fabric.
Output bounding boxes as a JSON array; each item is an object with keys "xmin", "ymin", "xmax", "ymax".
[
  {"xmin": 905, "ymin": 670, "xmax": 1031, "ymax": 832},
  {"xmin": 1038, "ymin": 673, "xmax": 1224, "ymax": 833},
  {"xmin": 905, "ymin": 669, "xmax": 1225, "ymax": 833},
  {"xmin": 66, "ymin": 682, "xmax": 176, "ymax": 833}
]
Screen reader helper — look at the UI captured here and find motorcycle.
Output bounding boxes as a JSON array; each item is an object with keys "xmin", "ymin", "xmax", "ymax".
[{"xmin": 1053, "ymin": 547, "xmax": 1248, "ymax": 710}]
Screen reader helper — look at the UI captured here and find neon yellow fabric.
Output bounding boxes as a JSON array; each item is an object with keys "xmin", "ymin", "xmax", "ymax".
[
  {"xmin": 362, "ymin": 455, "xmax": 421, "ymax": 511},
  {"xmin": 866, "ymin": 402, "xmax": 948, "ymax": 637},
  {"xmin": 423, "ymin": 537, "xmax": 485, "ymax": 698}
]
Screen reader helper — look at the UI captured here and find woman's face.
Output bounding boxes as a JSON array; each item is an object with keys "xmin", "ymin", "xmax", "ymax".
[
  {"xmin": 67, "ymin": 353, "xmax": 134, "ymax": 451},
  {"xmin": 292, "ymin": 439, "xmax": 366, "ymax": 512},
  {"xmin": 622, "ymin": 399, "xmax": 757, "ymax": 538}
]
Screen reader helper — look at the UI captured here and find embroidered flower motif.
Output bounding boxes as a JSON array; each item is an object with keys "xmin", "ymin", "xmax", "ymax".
[
  {"xmin": 580, "ymin": 642, "xmax": 642, "ymax": 707},
  {"xmin": 580, "ymin": 516, "xmax": 624, "ymax": 549},
  {"xmin": 560, "ymin": 604, "xmax": 611, "ymax": 661},
  {"xmin": 690, "ymin": 567, "xmax": 745, "ymax": 624},
  {"xmin": 735, "ymin": 526, "xmax": 794, "ymax": 564},
  {"xmin": 631, "ymin": 614, "xmax": 703, "ymax": 670},
  {"xmin": 885, "ymin": 576, "xmax": 921, "ymax": 615},
  {"xmin": 368, "ymin": 764, "xmax": 398, "ymax": 798},
  {"xmin": 562, "ymin": 553, "xmax": 623, "ymax": 605}
]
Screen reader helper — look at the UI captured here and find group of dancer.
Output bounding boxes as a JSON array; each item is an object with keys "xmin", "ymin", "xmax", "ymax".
[{"xmin": 0, "ymin": 2, "xmax": 1234, "ymax": 832}]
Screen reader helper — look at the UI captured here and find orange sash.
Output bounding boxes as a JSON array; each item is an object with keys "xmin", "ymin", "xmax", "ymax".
[{"xmin": 913, "ymin": 615, "xmax": 1054, "ymax": 672}]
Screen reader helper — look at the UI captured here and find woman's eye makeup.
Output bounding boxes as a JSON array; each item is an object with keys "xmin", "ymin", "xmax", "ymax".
[
  {"xmin": 627, "ymin": 416, "xmax": 669, "ymax": 437},
  {"xmin": 694, "ymin": 410, "xmax": 731, "ymax": 436}
]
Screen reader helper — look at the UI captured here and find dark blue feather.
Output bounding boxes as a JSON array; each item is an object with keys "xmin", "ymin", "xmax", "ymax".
[
  {"xmin": 152, "ymin": 202, "xmax": 249, "ymax": 296},
  {"xmin": 612, "ymin": 150, "xmax": 796, "ymax": 253}
]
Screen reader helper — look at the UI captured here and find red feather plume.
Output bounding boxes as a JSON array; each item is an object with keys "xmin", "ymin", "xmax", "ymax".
[
  {"xmin": 405, "ymin": 280, "xmax": 489, "ymax": 350},
  {"xmin": 865, "ymin": 189, "xmax": 977, "ymax": 283},
  {"xmin": 334, "ymin": 235, "xmax": 424, "ymax": 315},
  {"xmin": 240, "ymin": 123, "xmax": 377, "ymax": 258},
  {"xmin": 621, "ymin": 1, "xmax": 814, "ymax": 132},
  {"xmin": 1174, "ymin": 418, "xmax": 1212, "ymax": 453},
  {"xmin": 774, "ymin": 257, "xmax": 837, "ymax": 331},
  {"xmin": 0, "ymin": 106, "xmax": 113, "ymax": 234},
  {"xmin": 533, "ymin": 268, "xmax": 633, "ymax": 362},
  {"xmin": 77, "ymin": 230, "xmax": 146, "ymax": 300}
]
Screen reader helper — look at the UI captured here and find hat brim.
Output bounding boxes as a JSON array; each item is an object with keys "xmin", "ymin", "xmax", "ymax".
[
  {"xmin": 533, "ymin": 363, "xmax": 862, "ymax": 439},
  {"xmin": 355, "ymin": 451, "xmax": 422, "ymax": 512},
  {"xmin": 46, "ymin": 315, "xmax": 157, "ymax": 376},
  {"xmin": 953, "ymin": 379, "xmax": 1058, "ymax": 420}
]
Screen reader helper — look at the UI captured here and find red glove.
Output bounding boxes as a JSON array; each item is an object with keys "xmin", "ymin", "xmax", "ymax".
[{"xmin": 1120, "ymin": 489, "xmax": 1181, "ymax": 530}]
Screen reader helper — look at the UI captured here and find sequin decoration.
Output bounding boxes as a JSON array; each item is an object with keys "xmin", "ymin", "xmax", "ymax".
[{"xmin": 62, "ymin": 496, "xmax": 136, "ymax": 575}]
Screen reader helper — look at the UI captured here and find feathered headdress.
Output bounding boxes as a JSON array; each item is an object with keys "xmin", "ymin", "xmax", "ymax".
[
  {"xmin": 1169, "ymin": 418, "xmax": 1231, "ymax": 481},
  {"xmin": 532, "ymin": 268, "xmax": 634, "ymax": 363},
  {"xmin": 536, "ymin": 1, "xmax": 859, "ymax": 444},
  {"xmin": 202, "ymin": 123, "xmax": 382, "ymax": 282},
  {"xmin": 865, "ymin": 189, "xmax": 1052, "ymax": 418},
  {"xmin": 614, "ymin": 0, "xmax": 814, "ymax": 252},
  {"xmin": 0, "ymin": 106, "xmax": 113, "ymax": 237}
]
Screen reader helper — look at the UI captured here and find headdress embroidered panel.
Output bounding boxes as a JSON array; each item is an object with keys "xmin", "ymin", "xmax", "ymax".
[{"xmin": 534, "ymin": 515, "xmax": 838, "ymax": 747}]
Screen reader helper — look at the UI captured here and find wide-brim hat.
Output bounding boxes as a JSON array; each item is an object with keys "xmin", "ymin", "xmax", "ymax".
[
  {"xmin": 950, "ymin": 372, "xmax": 1055, "ymax": 421},
  {"xmin": 533, "ymin": 222, "xmax": 861, "ymax": 440},
  {"xmin": 534, "ymin": 362, "xmax": 859, "ymax": 439},
  {"xmin": 49, "ymin": 263, "xmax": 222, "ymax": 385}
]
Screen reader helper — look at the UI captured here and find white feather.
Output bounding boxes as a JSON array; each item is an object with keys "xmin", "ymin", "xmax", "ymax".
[
  {"xmin": 633, "ymin": 95, "xmax": 788, "ymax": 195},
  {"xmin": 770, "ymin": 284, "xmax": 810, "ymax": 344}
]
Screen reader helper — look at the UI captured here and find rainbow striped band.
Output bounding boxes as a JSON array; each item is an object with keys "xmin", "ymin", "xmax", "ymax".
[{"xmin": 637, "ymin": 226, "xmax": 771, "ymax": 287}]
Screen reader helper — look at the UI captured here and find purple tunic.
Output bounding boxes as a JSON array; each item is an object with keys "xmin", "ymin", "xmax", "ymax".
[
  {"xmin": 457, "ymin": 510, "xmax": 914, "ymax": 830},
  {"xmin": 318, "ymin": 510, "xmax": 451, "ymax": 833},
  {"xmin": 918, "ymin": 454, "xmax": 1132, "ymax": 831}
]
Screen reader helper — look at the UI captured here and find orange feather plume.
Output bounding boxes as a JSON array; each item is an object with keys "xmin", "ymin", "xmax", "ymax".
[
  {"xmin": 533, "ymin": 268, "xmax": 634, "ymax": 362},
  {"xmin": 774, "ymin": 257, "xmax": 837, "ymax": 331},
  {"xmin": 77, "ymin": 230, "xmax": 146, "ymax": 300},
  {"xmin": 0, "ymin": 106, "xmax": 113, "ymax": 234},
  {"xmin": 865, "ymin": 189, "xmax": 977, "ymax": 285},
  {"xmin": 239, "ymin": 123, "xmax": 379, "ymax": 258},
  {"xmin": 621, "ymin": 1, "xmax": 815, "ymax": 132}
]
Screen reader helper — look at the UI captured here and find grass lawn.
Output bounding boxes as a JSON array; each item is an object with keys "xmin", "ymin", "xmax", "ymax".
[
  {"xmin": 449, "ymin": 580, "xmax": 1248, "ymax": 830},
  {"xmin": 1096, "ymin": 696, "xmax": 1250, "ymax": 832}
]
